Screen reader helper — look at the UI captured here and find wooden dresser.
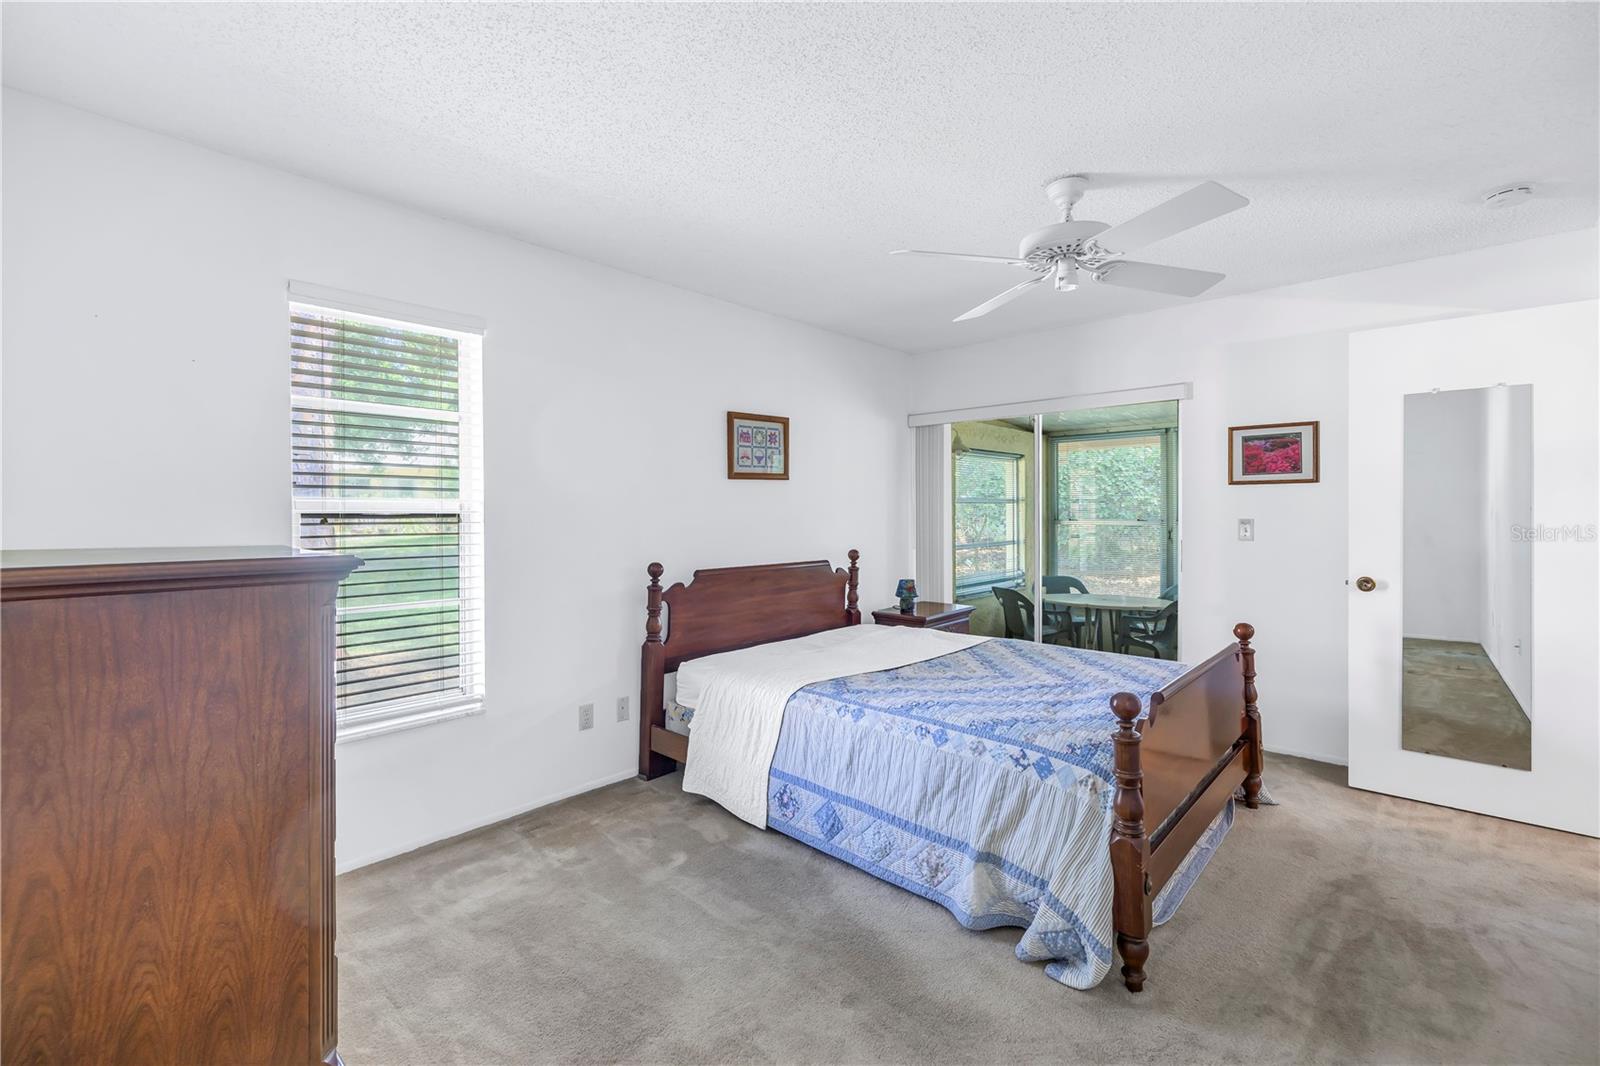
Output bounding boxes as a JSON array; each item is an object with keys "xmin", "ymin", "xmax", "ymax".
[{"xmin": 1, "ymin": 547, "xmax": 359, "ymax": 1066}]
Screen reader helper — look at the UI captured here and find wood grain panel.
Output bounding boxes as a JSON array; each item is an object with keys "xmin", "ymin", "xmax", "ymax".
[
  {"xmin": 1147, "ymin": 745, "xmax": 1247, "ymax": 895},
  {"xmin": 1140, "ymin": 642, "xmax": 1251, "ymax": 835},
  {"xmin": 659, "ymin": 559, "xmax": 854, "ymax": 672},
  {"xmin": 1, "ymin": 550, "xmax": 354, "ymax": 1064}
]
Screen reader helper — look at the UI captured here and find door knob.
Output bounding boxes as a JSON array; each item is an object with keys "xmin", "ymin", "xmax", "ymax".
[{"xmin": 1354, "ymin": 576, "xmax": 1377, "ymax": 592}]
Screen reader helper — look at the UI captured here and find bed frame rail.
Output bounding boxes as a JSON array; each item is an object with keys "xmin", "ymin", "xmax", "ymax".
[{"xmin": 1109, "ymin": 622, "xmax": 1262, "ymax": 992}]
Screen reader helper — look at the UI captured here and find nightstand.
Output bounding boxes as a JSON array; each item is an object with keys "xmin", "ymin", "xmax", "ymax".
[{"xmin": 871, "ymin": 601, "xmax": 976, "ymax": 634}]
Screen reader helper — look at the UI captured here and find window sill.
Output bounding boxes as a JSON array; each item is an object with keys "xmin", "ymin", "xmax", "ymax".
[
  {"xmin": 336, "ymin": 697, "xmax": 485, "ymax": 744},
  {"xmin": 954, "ymin": 577, "xmax": 1026, "ymax": 599}
]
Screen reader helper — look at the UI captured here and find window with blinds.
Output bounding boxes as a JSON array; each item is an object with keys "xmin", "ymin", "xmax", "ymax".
[
  {"xmin": 290, "ymin": 302, "xmax": 485, "ymax": 737},
  {"xmin": 1051, "ymin": 431, "xmax": 1176, "ymax": 597},
  {"xmin": 953, "ymin": 449, "xmax": 1025, "ymax": 596}
]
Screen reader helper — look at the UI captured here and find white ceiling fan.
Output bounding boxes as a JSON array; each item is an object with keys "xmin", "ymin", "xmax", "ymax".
[{"xmin": 892, "ymin": 175, "xmax": 1249, "ymax": 321}]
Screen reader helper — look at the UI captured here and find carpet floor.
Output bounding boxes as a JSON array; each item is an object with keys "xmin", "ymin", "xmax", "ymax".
[
  {"xmin": 337, "ymin": 755, "xmax": 1599, "ymax": 1065},
  {"xmin": 1402, "ymin": 638, "xmax": 1532, "ymax": 771}
]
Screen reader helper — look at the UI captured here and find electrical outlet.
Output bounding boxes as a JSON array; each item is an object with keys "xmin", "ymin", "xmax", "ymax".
[
  {"xmin": 578, "ymin": 703, "xmax": 594, "ymax": 731},
  {"xmin": 1238, "ymin": 518, "xmax": 1255, "ymax": 542},
  {"xmin": 616, "ymin": 696, "xmax": 629, "ymax": 722}
]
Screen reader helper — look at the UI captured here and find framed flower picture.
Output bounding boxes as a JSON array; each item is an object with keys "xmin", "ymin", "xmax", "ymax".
[
  {"xmin": 727, "ymin": 411, "xmax": 789, "ymax": 480},
  {"xmin": 1228, "ymin": 421, "xmax": 1320, "ymax": 485}
]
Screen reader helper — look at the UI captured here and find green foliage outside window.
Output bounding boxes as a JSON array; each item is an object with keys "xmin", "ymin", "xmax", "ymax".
[
  {"xmin": 1054, "ymin": 435, "xmax": 1170, "ymax": 597},
  {"xmin": 954, "ymin": 450, "xmax": 1023, "ymax": 593}
]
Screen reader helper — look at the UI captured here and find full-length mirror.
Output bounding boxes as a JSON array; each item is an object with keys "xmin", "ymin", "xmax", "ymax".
[{"xmin": 1401, "ymin": 385, "xmax": 1532, "ymax": 769}]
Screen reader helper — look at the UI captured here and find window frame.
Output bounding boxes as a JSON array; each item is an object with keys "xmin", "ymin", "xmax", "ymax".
[
  {"xmin": 289, "ymin": 299, "xmax": 487, "ymax": 742},
  {"xmin": 952, "ymin": 448, "xmax": 1026, "ymax": 597}
]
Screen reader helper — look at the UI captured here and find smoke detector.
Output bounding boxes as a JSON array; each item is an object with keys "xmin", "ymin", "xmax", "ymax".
[{"xmin": 1482, "ymin": 183, "xmax": 1536, "ymax": 209}]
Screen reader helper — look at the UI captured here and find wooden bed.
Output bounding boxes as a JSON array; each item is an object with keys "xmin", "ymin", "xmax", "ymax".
[{"xmin": 638, "ymin": 549, "xmax": 1263, "ymax": 993}]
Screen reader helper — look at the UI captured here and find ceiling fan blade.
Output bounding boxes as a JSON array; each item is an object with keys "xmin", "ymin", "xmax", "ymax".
[
  {"xmin": 892, "ymin": 249, "xmax": 1031, "ymax": 266},
  {"xmin": 1089, "ymin": 181, "xmax": 1248, "ymax": 256},
  {"xmin": 954, "ymin": 275, "xmax": 1048, "ymax": 321},
  {"xmin": 1093, "ymin": 260, "xmax": 1225, "ymax": 297}
]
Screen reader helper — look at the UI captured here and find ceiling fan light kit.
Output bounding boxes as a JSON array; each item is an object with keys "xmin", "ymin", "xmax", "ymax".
[{"xmin": 892, "ymin": 173, "xmax": 1250, "ymax": 321}]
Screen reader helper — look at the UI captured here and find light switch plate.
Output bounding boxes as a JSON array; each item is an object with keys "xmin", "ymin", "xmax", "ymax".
[
  {"xmin": 616, "ymin": 696, "xmax": 629, "ymax": 722},
  {"xmin": 1238, "ymin": 518, "xmax": 1255, "ymax": 542},
  {"xmin": 579, "ymin": 703, "xmax": 594, "ymax": 730}
]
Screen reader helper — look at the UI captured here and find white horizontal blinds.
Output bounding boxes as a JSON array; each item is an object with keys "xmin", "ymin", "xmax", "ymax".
[
  {"xmin": 292, "ymin": 314, "xmax": 461, "ymax": 411},
  {"xmin": 298, "ymin": 513, "xmax": 469, "ymax": 709},
  {"xmin": 291, "ymin": 303, "xmax": 485, "ymax": 731},
  {"xmin": 1054, "ymin": 433, "xmax": 1169, "ymax": 596},
  {"xmin": 953, "ymin": 449, "xmax": 1024, "ymax": 595},
  {"xmin": 292, "ymin": 406, "xmax": 459, "ymax": 497}
]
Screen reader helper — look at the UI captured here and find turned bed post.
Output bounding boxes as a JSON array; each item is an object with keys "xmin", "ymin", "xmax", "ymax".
[
  {"xmin": 845, "ymin": 548, "xmax": 861, "ymax": 624},
  {"xmin": 1236, "ymin": 622, "xmax": 1263, "ymax": 809},
  {"xmin": 1109, "ymin": 691, "xmax": 1152, "ymax": 992},
  {"xmin": 639, "ymin": 562, "xmax": 673, "ymax": 780}
]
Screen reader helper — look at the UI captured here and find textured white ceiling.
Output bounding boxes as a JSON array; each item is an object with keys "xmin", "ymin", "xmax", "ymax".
[{"xmin": 4, "ymin": 3, "xmax": 1596, "ymax": 353}]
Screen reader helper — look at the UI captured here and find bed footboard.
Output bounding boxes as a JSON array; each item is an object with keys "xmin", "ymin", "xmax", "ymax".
[{"xmin": 1109, "ymin": 622, "xmax": 1262, "ymax": 992}]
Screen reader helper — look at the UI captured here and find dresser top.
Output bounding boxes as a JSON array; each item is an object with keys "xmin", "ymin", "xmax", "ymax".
[
  {"xmin": 4, "ymin": 545, "xmax": 312, "ymax": 569},
  {"xmin": 2, "ymin": 546, "xmax": 360, "ymax": 599}
]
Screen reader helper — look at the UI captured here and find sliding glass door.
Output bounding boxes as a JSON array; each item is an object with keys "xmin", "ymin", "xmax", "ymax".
[
  {"xmin": 1043, "ymin": 419, "xmax": 1178, "ymax": 657},
  {"xmin": 1050, "ymin": 431, "xmax": 1176, "ymax": 597},
  {"xmin": 950, "ymin": 419, "xmax": 1034, "ymax": 640},
  {"xmin": 946, "ymin": 403, "xmax": 1180, "ymax": 658}
]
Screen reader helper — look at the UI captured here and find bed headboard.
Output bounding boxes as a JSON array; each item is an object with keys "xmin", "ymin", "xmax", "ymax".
[{"xmin": 638, "ymin": 550, "xmax": 859, "ymax": 777}]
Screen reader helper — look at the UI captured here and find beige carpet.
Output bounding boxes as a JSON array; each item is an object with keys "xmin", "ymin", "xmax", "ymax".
[
  {"xmin": 337, "ymin": 755, "xmax": 1599, "ymax": 1065},
  {"xmin": 1402, "ymin": 638, "xmax": 1532, "ymax": 771}
]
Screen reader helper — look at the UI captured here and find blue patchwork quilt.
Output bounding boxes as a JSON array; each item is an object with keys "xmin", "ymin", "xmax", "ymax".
[{"xmin": 671, "ymin": 637, "xmax": 1234, "ymax": 989}]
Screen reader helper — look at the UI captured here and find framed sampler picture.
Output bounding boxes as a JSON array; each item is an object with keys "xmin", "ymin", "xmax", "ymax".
[
  {"xmin": 727, "ymin": 411, "xmax": 790, "ymax": 480},
  {"xmin": 1228, "ymin": 421, "xmax": 1320, "ymax": 485}
]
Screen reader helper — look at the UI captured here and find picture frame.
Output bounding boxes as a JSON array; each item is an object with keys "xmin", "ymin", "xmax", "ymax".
[
  {"xmin": 1228, "ymin": 420, "xmax": 1320, "ymax": 485},
  {"xmin": 726, "ymin": 411, "xmax": 790, "ymax": 480}
]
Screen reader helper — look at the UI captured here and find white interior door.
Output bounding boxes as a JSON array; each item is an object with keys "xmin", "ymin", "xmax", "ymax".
[{"xmin": 1347, "ymin": 301, "xmax": 1598, "ymax": 836}]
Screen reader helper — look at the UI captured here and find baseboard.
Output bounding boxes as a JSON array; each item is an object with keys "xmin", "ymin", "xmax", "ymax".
[
  {"xmin": 1263, "ymin": 744, "xmax": 1347, "ymax": 767},
  {"xmin": 335, "ymin": 767, "xmax": 640, "ymax": 874},
  {"xmin": 1402, "ymin": 632, "xmax": 1482, "ymax": 645}
]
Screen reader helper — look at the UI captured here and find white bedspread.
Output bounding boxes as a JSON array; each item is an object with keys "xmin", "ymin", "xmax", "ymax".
[{"xmin": 678, "ymin": 624, "xmax": 988, "ymax": 826}]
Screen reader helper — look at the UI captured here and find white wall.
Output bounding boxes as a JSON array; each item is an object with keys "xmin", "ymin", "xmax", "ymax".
[
  {"xmin": 1, "ymin": 91, "xmax": 913, "ymax": 871},
  {"xmin": 1481, "ymin": 384, "xmax": 1534, "ymax": 714},
  {"xmin": 911, "ymin": 228, "xmax": 1597, "ymax": 764},
  {"xmin": 1402, "ymin": 389, "xmax": 1486, "ymax": 643}
]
